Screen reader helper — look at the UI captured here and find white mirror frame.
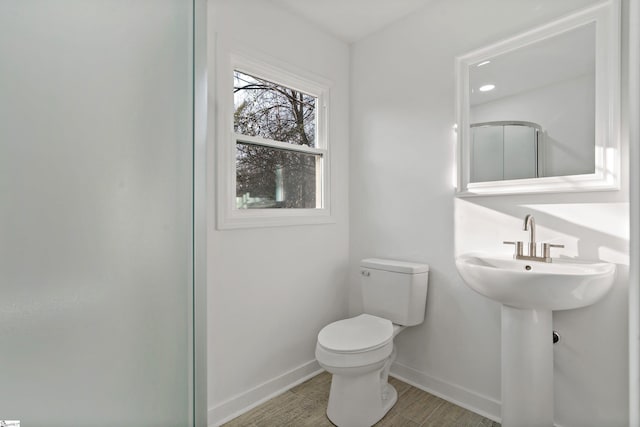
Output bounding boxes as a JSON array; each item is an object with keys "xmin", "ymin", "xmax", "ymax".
[{"xmin": 455, "ymin": 0, "xmax": 620, "ymax": 196}]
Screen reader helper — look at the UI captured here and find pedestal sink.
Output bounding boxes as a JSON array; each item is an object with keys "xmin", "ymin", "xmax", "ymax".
[{"xmin": 455, "ymin": 253, "xmax": 616, "ymax": 427}]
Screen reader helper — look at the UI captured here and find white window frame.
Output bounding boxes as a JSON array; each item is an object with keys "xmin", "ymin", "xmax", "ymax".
[{"xmin": 216, "ymin": 46, "xmax": 333, "ymax": 229}]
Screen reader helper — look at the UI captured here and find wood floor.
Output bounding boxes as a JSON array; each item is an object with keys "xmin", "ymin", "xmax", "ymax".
[{"xmin": 222, "ymin": 372, "xmax": 500, "ymax": 427}]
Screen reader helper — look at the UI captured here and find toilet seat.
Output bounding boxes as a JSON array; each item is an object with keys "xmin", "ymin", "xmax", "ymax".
[
  {"xmin": 316, "ymin": 314, "xmax": 394, "ymax": 369},
  {"xmin": 317, "ymin": 314, "xmax": 393, "ymax": 353}
]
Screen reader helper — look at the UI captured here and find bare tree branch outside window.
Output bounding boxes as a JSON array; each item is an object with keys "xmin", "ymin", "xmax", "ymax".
[{"xmin": 234, "ymin": 71, "xmax": 319, "ymax": 209}]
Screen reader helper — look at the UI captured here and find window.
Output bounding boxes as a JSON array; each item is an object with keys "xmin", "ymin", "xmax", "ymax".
[
  {"xmin": 234, "ymin": 70, "xmax": 321, "ymax": 209},
  {"xmin": 217, "ymin": 52, "xmax": 332, "ymax": 229}
]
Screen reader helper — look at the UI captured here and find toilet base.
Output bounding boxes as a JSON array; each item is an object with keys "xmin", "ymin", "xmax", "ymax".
[{"xmin": 326, "ymin": 371, "xmax": 397, "ymax": 427}]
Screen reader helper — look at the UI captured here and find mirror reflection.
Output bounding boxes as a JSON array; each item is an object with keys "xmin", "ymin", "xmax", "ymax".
[
  {"xmin": 471, "ymin": 121, "xmax": 540, "ymax": 182},
  {"xmin": 468, "ymin": 22, "xmax": 596, "ymax": 183}
]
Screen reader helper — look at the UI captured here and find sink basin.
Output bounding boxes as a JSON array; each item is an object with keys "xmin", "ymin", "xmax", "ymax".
[{"xmin": 456, "ymin": 253, "xmax": 616, "ymax": 311}]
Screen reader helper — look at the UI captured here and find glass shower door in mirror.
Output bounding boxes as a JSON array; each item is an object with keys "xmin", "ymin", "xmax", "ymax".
[{"xmin": 471, "ymin": 122, "xmax": 540, "ymax": 182}]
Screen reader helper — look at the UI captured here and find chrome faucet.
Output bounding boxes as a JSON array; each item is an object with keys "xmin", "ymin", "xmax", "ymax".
[{"xmin": 504, "ymin": 214, "xmax": 564, "ymax": 263}]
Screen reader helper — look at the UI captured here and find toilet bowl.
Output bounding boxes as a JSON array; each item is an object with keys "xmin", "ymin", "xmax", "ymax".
[
  {"xmin": 315, "ymin": 258, "xmax": 429, "ymax": 427},
  {"xmin": 316, "ymin": 314, "xmax": 405, "ymax": 427}
]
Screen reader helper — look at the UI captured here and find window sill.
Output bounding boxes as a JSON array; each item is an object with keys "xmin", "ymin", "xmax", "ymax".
[{"xmin": 216, "ymin": 208, "xmax": 335, "ymax": 230}]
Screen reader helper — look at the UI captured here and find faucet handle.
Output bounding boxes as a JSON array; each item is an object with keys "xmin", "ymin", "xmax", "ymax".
[
  {"xmin": 542, "ymin": 243, "xmax": 564, "ymax": 260},
  {"xmin": 503, "ymin": 241, "xmax": 524, "ymax": 258}
]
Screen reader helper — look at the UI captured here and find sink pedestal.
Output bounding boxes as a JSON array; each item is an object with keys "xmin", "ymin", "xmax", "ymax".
[{"xmin": 501, "ymin": 306, "xmax": 553, "ymax": 427}]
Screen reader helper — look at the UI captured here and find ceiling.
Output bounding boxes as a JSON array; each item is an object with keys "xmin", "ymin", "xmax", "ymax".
[{"xmin": 269, "ymin": 0, "xmax": 434, "ymax": 43}]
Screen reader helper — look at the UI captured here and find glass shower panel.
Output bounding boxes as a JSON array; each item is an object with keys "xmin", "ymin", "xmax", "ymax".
[
  {"xmin": 0, "ymin": 1, "xmax": 194, "ymax": 425},
  {"xmin": 471, "ymin": 125, "xmax": 504, "ymax": 182},
  {"xmin": 470, "ymin": 122, "xmax": 540, "ymax": 183},
  {"xmin": 504, "ymin": 125, "xmax": 537, "ymax": 180}
]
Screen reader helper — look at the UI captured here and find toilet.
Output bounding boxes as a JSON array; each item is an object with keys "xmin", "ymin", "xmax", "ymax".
[{"xmin": 315, "ymin": 258, "xmax": 429, "ymax": 427}]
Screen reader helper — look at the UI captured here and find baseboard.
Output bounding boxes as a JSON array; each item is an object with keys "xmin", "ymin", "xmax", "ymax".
[
  {"xmin": 390, "ymin": 362, "xmax": 502, "ymax": 423},
  {"xmin": 208, "ymin": 359, "xmax": 322, "ymax": 426}
]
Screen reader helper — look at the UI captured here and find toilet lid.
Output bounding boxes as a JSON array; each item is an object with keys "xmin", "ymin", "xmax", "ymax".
[{"xmin": 317, "ymin": 314, "xmax": 393, "ymax": 354}]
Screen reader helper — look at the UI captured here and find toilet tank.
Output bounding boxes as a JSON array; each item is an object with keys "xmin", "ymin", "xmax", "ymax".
[{"xmin": 360, "ymin": 258, "xmax": 429, "ymax": 326}]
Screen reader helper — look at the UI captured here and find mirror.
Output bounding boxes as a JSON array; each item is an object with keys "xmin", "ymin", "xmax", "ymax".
[{"xmin": 455, "ymin": 0, "xmax": 620, "ymax": 196}]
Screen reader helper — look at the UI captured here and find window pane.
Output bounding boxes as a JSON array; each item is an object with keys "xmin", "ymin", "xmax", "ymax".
[
  {"xmin": 236, "ymin": 142, "xmax": 319, "ymax": 209},
  {"xmin": 234, "ymin": 71, "xmax": 316, "ymax": 147}
]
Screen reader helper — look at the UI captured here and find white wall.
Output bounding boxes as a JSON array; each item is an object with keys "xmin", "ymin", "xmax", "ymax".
[
  {"xmin": 471, "ymin": 74, "xmax": 596, "ymax": 177},
  {"xmin": 0, "ymin": 1, "xmax": 194, "ymax": 425},
  {"xmin": 207, "ymin": 1, "xmax": 350, "ymax": 425},
  {"xmin": 350, "ymin": 0, "xmax": 629, "ymax": 425}
]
